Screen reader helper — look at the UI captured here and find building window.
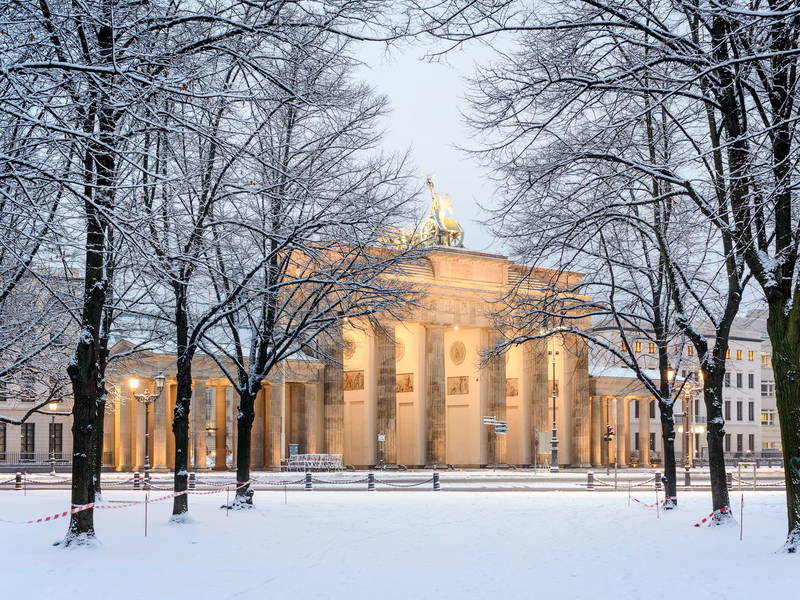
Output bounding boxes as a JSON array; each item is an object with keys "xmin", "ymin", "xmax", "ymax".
[
  {"xmin": 620, "ymin": 341, "xmax": 628, "ymax": 352},
  {"xmin": 736, "ymin": 349, "xmax": 743, "ymax": 360},
  {"xmin": 634, "ymin": 341, "xmax": 642, "ymax": 353},
  {"xmin": 634, "ymin": 432, "xmax": 639, "ymax": 451},
  {"xmin": 648, "ymin": 342, "xmax": 656, "ymax": 354},
  {"xmin": 49, "ymin": 422, "xmax": 63, "ymax": 459},
  {"xmin": 21, "ymin": 423, "xmax": 35, "ymax": 460},
  {"xmin": 724, "ymin": 401, "xmax": 731, "ymax": 421},
  {"xmin": 724, "ymin": 373, "xmax": 731, "ymax": 388},
  {"xmin": 748, "ymin": 402, "xmax": 755, "ymax": 422},
  {"xmin": 761, "ymin": 354, "xmax": 771, "ymax": 368},
  {"xmin": 736, "ymin": 434, "xmax": 743, "ymax": 453},
  {"xmin": 748, "ymin": 434, "xmax": 755, "ymax": 452},
  {"xmin": 634, "ymin": 400, "xmax": 639, "ymax": 419},
  {"xmin": 687, "ymin": 346, "xmax": 694, "ymax": 357},
  {"xmin": 736, "ymin": 401, "xmax": 743, "ymax": 421},
  {"xmin": 726, "ymin": 349, "xmax": 731, "ymax": 359},
  {"xmin": 649, "ymin": 400, "xmax": 655, "ymax": 419},
  {"xmin": 761, "ymin": 410, "xmax": 775, "ymax": 426},
  {"xmin": 736, "ymin": 373, "xmax": 742, "ymax": 388},
  {"xmin": 747, "ymin": 373, "xmax": 754, "ymax": 389},
  {"xmin": 748, "ymin": 350, "xmax": 754, "ymax": 361},
  {"xmin": 761, "ymin": 381, "xmax": 774, "ymax": 397},
  {"xmin": 725, "ymin": 434, "xmax": 731, "ymax": 452}
]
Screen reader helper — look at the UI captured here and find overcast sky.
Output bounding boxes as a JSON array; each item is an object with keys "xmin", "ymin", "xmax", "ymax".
[{"xmin": 356, "ymin": 40, "xmax": 503, "ymax": 254}]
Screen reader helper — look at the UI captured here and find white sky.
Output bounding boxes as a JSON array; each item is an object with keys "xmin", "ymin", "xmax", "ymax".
[{"xmin": 356, "ymin": 40, "xmax": 503, "ymax": 254}]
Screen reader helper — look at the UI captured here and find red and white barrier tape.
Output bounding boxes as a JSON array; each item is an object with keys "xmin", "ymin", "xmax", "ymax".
[
  {"xmin": 630, "ymin": 496, "xmax": 668, "ymax": 509},
  {"xmin": 693, "ymin": 506, "xmax": 731, "ymax": 527},
  {"xmin": 2, "ymin": 480, "xmax": 252, "ymax": 526}
]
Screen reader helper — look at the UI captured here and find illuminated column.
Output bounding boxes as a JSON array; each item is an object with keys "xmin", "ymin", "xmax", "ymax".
[
  {"xmin": 484, "ymin": 329, "xmax": 506, "ymax": 465},
  {"xmin": 153, "ymin": 381, "xmax": 167, "ymax": 470},
  {"xmin": 615, "ymin": 396, "xmax": 627, "ymax": 466},
  {"xmin": 623, "ymin": 398, "xmax": 631, "ymax": 466},
  {"xmin": 192, "ymin": 379, "xmax": 206, "ymax": 470},
  {"xmin": 323, "ymin": 326, "xmax": 344, "ymax": 455},
  {"xmin": 524, "ymin": 339, "xmax": 548, "ymax": 466},
  {"xmin": 166, "ymin": 380, "xmax": 176, "ymax": 469},
  {"xmin": 591, "ymin": 395, "xmax": 602, "ymax": 467},
  {"xmin": 640, "ymin": 398, "xmax": 651, "ymax": 467},
  {"xmin": 425, "ymin": 324, "xmax": 446, "ymax": 465},
  {"xmin": 214, "ymin": 385, "xmax": 227, "ymax": 471},
  {"xmin": 567, "ymin": 335, "xmax": 591, "ymax": 466},
  {"xmin": 304, "ymin": 382, "xmax": 320, "ymax": 453},
  {"xmin": 600, "ymin": 397, "xmax": 610, "ymax": 466},
  {"xmin": 113, "ymin": 387, "xmax": 123, "ymax": 471},
  {"xmin": 251, "ymin": 387, "xmax": 265, "ymax": 469},
  {"xmin": 375, "ymin": 323, "xmax": 397, "ymax": 464},
  {"xmin": 268, "ymin": 382, "xmax": 283, "ymax": 467}
]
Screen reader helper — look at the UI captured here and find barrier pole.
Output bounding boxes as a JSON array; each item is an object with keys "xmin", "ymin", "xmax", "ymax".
[
  {"xmin": 739, "ymin": 493, "xmax": 744, "ymax": 541},
  {"xmin": 655, "ymin": 476, "xmax": 660, "ymax": 520},
  {"xmin": 226, "ymin": 486, "xmax": 230, "ymax": 517},
  {"xmin": 144, "ymin": 492, "xmax": 149, "ymax": 537}
]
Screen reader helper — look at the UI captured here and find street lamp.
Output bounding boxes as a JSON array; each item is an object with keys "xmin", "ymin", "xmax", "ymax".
[
  {"xmin": 48, "ymin": 400, "xmax": 59, "ymax": 476},
  {"xmin": 550, "ymin": 338, "xmax": 559, "ymax": 473},
  {"xmin": 129, "ymin": 374, "xmax": 165, "ymax": 487}
]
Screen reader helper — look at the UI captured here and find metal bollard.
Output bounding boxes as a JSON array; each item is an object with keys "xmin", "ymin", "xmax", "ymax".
[
  {"xmin": 433, "ymin": 471, "xmax": 440, "ymax": 491},
  {"xmin": 143, "ymin": 471, "xmax": 151, "ymax": 491},
  {"xmin": 587, "ymin": 471, "xmax": 594, "ymax": 491},
  {"xmin": 188, "ymin": 472, "xmax": 196, "ymax": 490},
  {"xmin": 368, "ymin": 473, "xmax": 375, "ymax": 491},
  {"xmin": 305, "ymin": 472, "xmax": 312, "ymax": 491},
  {"xmin": 14, "ymin": 472, "xmax": 22, "ymax": 491},
  {"xmin": 133, "ymin": 472, "xmax": 140, "ymax": 490},
  {"xmin": 684, "ymin": 466, "xmax": 691, "ymax": 487},
  {"xmin": 655, "ymin": 471, "xmax": 662, "ymax": 491},
  {"xmin": 726, "ymin": 472, "xmax": 733, "ymax": 490}
]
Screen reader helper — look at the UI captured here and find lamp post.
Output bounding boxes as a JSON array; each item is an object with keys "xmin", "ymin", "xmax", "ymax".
[
  {"xmin": 48, "ymin": 400, "xmax": 59, "ymax": 476},
  {"xmin": 670, "ymin": 370, "xmax": 702, "ymax": 468},
  {"xmin": 550, "ymin": 339, "xmax": 559, "ymax": 473},
  {"xmin": 129, "ymin": 374, "xmax": 165, "ymax": 488}
]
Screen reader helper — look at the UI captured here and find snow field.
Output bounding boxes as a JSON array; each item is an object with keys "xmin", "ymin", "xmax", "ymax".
[{"xmin": 0, "ymin": 490, "xmax": 794, "ymax": 599}]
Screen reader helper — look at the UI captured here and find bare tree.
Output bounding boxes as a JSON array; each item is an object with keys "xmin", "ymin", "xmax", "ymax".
[
  {"xmin": 1, "ymin": 0, "xmax": 407, "ymax": 541},
  {"xmin": 196, "ymin": 33, "xmax": 419, "ymax": 507},
  {"xmin": 411, "ymin": 0, "xmax": 780, "ymax": 523}
]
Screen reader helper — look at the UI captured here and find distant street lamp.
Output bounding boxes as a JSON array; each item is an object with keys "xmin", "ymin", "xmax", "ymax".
[
  {"xmin": 48, "ymin": 400, "xmax": 59, "ymax": 476},
  {"xmin": 129, "ymin": 374, "xmax": 166, "ymax": 487},
  {"xmin": 671, "ymin": 371, "xmax": 703, "ymax": 468},
  {"xmin": 550, "ymin": 337, "xmax": 559, "ymax": 473}
]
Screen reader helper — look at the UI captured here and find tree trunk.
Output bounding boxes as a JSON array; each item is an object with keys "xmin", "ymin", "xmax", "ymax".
[
  {"xmin": 765, "ymin": 307, "xmax": 800, "ymax": 552},
  {"xmin": 63, "ymin": 212, "xmax": 107, "ymax": 544},
  {"xmin": 233, "ymin": 387, "xmax": 258, "ymax": 507},
  {"xmin": 93, "ymin": 397, "xmax": 106, "ymax": 497},
  {"xmin": 171, "ymin": 290, "xmax": 192, "ymax": 518},
  {"xmin": 703, "ymin": 372, "xmax": 731, "ymax": 520},
  {"xmin": 659, "ymin": 400, "xmax": 677, "ymax": 507}
]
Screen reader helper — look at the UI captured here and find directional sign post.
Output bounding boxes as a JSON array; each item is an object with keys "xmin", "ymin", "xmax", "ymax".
[{"xmin": 483, "ymin": 416, "xmax": 496, "ymax": 425}]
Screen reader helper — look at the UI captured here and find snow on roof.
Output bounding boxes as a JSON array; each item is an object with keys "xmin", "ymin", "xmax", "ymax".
[{"xmin": 589, "ymin": 364, "xmax": 661, "ymax": 380}]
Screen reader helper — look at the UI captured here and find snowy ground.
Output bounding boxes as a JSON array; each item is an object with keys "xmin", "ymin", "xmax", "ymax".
[{"xmin": 0, "ymin": 489, "xmax": 794, "ymax": 599}]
